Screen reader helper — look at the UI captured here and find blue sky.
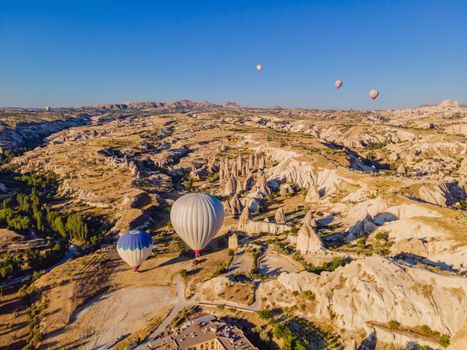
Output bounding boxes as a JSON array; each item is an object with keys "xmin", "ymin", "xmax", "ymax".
[{"xmin": 0, "ymin": 0, "xmax": 466, "ymax": 109}]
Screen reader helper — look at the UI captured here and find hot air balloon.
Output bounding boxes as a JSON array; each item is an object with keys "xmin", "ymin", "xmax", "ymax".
[
  {"xmin": 369, "ymin": 89, "xmax": 379, "ymax": 100},
  {"xmin": 170, "ymin": 193, "xmax": 224, "ymax": 257},
  {"xmin": 256, "ymin": 64, "xmax": 263, "ymax": 72},
  {"xmin": 335, "ymin": 80, "xmax": 343, "ymax": 89},
  {"xmin": 117, "ymin": 229, "xmax": 153, "ymax": 271}
]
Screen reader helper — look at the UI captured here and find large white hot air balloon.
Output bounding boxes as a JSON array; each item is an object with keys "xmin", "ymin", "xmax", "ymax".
[
  {"xmin": 117, "ymin": 229, "xmax": 153, "ymax": 271},
  {"xmin": 369, "ymin": 89, "xmax": 379, "ymax": 100},
  {"xmin": 256, "ymin": 64, "xmax": 263, "ymax": 72},
  {"xmin": 335, "ymin": 80, "xmax": 343, "ymax": 89},
  {"xmin": 170, "ymin": 193, "xmax": 224, "ymax": 257}
]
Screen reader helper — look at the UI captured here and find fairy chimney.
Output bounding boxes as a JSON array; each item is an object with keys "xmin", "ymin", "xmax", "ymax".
[
  {"xmin": 305, "ymin": 182, "xmax": 320, "ymax": 204},
  {"xmin": 238, "ymin": 206, "xmax": 250, "ymax": 228},
  {"xmin": 275, "ymin": 207, "xmax": 286, "ymax": 224},
  {"xmin": 296, "ymin": 224, "xmax": 324, "ymax": 254},
  {"xmin": 224, "ymin": 175, "xmax": 237, "ymax": 196},
  {"xmin": 302, "ymin": 209, "xmax": 317, "ymax": 227},
  {"xmin": 228, "ymin": 234, "xmax": 239, "ymax": 250},
  {"xmin": 229, "ymin": 194, "xmax": 243, "ymax": 217}
]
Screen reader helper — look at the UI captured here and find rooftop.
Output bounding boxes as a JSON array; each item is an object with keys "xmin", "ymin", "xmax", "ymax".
[{"xmin": 148, "ymin": 316, "xmax": 257, "ymax": 350}]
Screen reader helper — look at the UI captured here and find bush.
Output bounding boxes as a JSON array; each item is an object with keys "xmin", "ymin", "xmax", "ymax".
[
  {"xmin": 306, "ymin": 257, "xmax": 349, "ymax": 274},
  {"xmin": 375, "ymin": 232, "xmax": 387, "ymax": 240},
  {"xmin": 439, "ymin": 334, "xmax": 450, "ymax": 347},
  {"xmin": 357, "ymin": 237, "xmax": 366, "ymax": 249},
  {"xmin": 256, "ymin": 309, "xmax": 272, "ymax": 320},
  {"xmin": 388, "ymin": 320, "xmax": 400, "ymax": 329},
  {"xmin": 302, "ymin": 290, "xmax": 315, "ymax": 300},
  {"xmin": 418, "ymin": 324, "xmax": 436, "ymax": 336}
]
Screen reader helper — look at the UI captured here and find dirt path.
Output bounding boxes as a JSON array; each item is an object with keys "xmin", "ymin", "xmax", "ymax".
[
  {"xmin": 258, "ymin": 248, "xmax": 303, "ymax": 276},
  {"xmin": 227, "ymin": 248, "xmax": 253, "ymax": 275},
  {"xmin": 71, "ymin": 286, "xmax": 176, "ymax": 349},
  {"xmin": 138, "ymin": 275, "xmax": 187, "ymax": 349}
]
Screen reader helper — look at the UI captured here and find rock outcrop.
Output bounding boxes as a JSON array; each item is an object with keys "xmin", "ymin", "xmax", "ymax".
[
  {"xmin": 228, "ymin": 234, "xmax": 239, "ymax": 250},
  {"xmin": 274, "ymin": 207, "xmax": 286, "ymax": 224},
  {"xmin": 296, "ymin": 223, "xmax": 323, "ymax": 253},
  {"xmin": 261, "ymin": 256, "xmax": 467, "ymax": 337},
  {"xmin": 229, "ymin": 194, "xmax": 243, "ymax": 217}
]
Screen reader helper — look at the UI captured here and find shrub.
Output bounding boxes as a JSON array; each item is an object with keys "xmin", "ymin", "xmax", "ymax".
[
  {"xmin": 375, "ymin": 232, "xmax": 387, "ymax": 240},
  {"xmin": 439, "ymin": 334, "xmax": 450, "ymax": 347},
  {"xmin": 388, "ymin": 320, "xmax": 400, "ymax": 329},
  {"xmin": 303, "ymin": 290, "xmax": 315, "ymax": 300},
  {"xmin": 256, "ymin": 309, "xmax": 272, "ymax": 320},
  {"xmin": 357, "ymin": 237, "xmax": 366, "ymax": 249},
  {"xmin": 307, "ymin": 257, "xmax": 349, "ymax": 274}
]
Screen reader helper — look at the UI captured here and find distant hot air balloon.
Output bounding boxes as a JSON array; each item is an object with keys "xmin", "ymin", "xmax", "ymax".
[
  {"xmin": 256, "ymin": 64, "xmax": 263, "ymax": 72},
  {"xmin": 170, "ymin": 193, "xmax": 224, "ymax": 257},
  {"xmin": 335, "ymin": 80, "xmax": 343, "ymax": 89},
  {"xmin": 369, "ymin": 89, "xmax": 379, "ymax": 100},
  {"xmin": 117, "ymin": 230, "xmax": 153, "ymax": 271}
]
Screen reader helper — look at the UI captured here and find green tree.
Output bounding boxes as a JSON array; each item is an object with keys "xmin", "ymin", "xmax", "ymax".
[
  {"xmin": 52, "ymin": 216, "xmax": 67, "ymax": 238},
  {"xmin": 33, "ymin": 207, "xmax": 45, "ymax": 232},
  {"xmin": 66, "ymin": 213, "xmax": 89, "ymax": 242}
]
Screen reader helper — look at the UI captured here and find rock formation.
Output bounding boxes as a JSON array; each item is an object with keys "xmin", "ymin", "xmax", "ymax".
[
  {"xmin": 305, "ymin": 182, "xmax": 320, "ymax": 204},
  {"xmin": 260, "ymin": 255, "xmax": 467, "ymax": 339},
  {"xmin": 248, "ymin": 154, "xmax": 254, "ymax": 170},
  {"xmin": 302, "ymin": 209, "xmax": 317, "ymax": 227},
  {"xmin": 235, "ymin": 177, "xmax": 244, "ymax": 194},
  {"xmin": 228, "ymin": 234, "xmax": 239, "ymax": 250},
  {"xmin": 250, "ymin": 172, "xmax": 271, "ymax": 198},
  {"xmin": 243, "ymin": 172, "xmax": 255, "ymax": 191},
  {"xmin": 223, "ymin": 175, "xmax": 237, "ymax": 196},
  {"xmin": 238, "ymin": 206, "xmax": 250, "ymax": 228},
  {"xmin": 275, "ymin": 207, "xmax": 286, "ymax": 224},
  {"xmin": 280, "ymin": 183, "xmax": 295, "ymax": 196},
  {"xmin": 296, "ymin": 223, "xmax": 323, "ymax": 253},
  {"xmin": 229, "ymin": 194, "xmax": 242, "ymax": 217}
]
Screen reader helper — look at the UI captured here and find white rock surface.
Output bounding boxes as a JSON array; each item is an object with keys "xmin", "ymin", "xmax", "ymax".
[{"xmin": 261, "ymin": 256, "xmax": 467, "ymax": 337}]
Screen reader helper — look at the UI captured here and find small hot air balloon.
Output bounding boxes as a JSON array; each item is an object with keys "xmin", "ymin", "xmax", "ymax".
[
  {"xmin": 369, "ymin": 89, "xmax": 379, "ymax": 100},
  {"xmin": 256, "ymin": 64, "xmax": 263, "ymax": 72},
  {"xmin": 117, "ymin": 230, "xmax": 153, "ymax": 271},
  {"xmin": 170, "ymin": 193, "xmax": 224, "ymax": 257},
  {"xmin": 335, "ymin": 80, "xmax": 343, "ymax": 89}
]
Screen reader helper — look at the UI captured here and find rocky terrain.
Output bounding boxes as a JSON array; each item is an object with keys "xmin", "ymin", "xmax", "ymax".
[{"xmin": 0, "ymin": 99, "xmax": 465, "ymax": 349}]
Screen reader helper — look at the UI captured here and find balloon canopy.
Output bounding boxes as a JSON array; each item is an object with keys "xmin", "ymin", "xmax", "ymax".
[
  {"xmin": 117, "ymin": 230, "xmax": 153, "ymax": 271},
  {"xmin": 369, "ymin": 89, "xmax": 379, "ymax": 100},
  {"xmin": 170, "ymin": 193, "xmax": 224, "ymax": 256},
  {"xmin": 256, "ymin": 64, "xmax": 263, "ymax": 72},
  {"xmin": 335, "ymin": 80, "xmax": 343, "ymax": 89}
]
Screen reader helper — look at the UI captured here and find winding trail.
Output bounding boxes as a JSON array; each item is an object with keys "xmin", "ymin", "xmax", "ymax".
[
  {"xmin": 137, "ymin": 273, "xmax": 263, "ymax": 349},
  {"xmin": 136, "ymin": 275, "xmax": 188, "ymax": 349}
]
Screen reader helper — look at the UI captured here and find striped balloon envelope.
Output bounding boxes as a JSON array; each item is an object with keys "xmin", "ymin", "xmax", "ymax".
[
  {"xmin": 116, "ymin": 230, "xmax": 153, "ymax": 271},
  {"xmin": 170, "ymin": 193, "xmax": 224, "ymax": 257}
]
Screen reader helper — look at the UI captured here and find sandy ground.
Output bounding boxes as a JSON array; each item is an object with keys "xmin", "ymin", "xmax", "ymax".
[
  {"xmin": 71, "ymin": 286, "xmax": 175, "ymax": 349},
  {"xmin": 228, "ymin": 248, "xmax": 253, "ymax": 275},
  {"xmin": 258, "ymin": 248, "xmax": 303, "ymax": 276}
]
